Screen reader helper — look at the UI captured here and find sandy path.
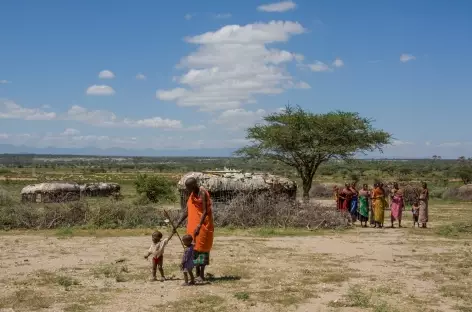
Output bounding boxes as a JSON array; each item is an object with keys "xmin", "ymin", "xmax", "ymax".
[{"xmin": 0, "ymin": 228, "xmax": 463, "ymax": 312}]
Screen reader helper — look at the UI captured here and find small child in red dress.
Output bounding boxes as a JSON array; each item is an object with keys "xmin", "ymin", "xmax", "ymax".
[{"xmin": 144, "ymin": 231, "xmax": 169, "ymax": 282}]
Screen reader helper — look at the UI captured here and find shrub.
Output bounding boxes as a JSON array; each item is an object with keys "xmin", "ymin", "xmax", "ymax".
[
  {"xmin": 214, "ymin": 193, "xmax": 350, "ymax": 229},
  {"xmin": 134, "ymin": 174, "xmax": 176, "ymax": 203}
]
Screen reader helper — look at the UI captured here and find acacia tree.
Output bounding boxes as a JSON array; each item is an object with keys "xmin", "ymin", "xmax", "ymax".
[
  {"xmin": 236, "ymin": 105, "xmax": 392, "ymax": 199},
  {"xmin": 456, "ymin": 156, "xmax": 472, "ymax": 185}
]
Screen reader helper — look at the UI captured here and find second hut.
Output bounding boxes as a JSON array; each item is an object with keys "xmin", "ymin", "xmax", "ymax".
[{"xmin": 177, "ymin": 171, "xmax": 297, "ymax": 210}]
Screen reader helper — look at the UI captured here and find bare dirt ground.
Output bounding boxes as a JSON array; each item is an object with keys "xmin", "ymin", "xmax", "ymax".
[{"xmin": 1, "ymin": 203, "xmax": 471, "ymax": 312}]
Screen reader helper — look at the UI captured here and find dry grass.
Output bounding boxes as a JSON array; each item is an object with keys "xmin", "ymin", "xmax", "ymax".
[
  {"xmin": 154, "ymin": 295, "xmax": 227, "ymax": 312},
  {"xmin": 1, "ymin": 199, "xmax": 472, "ymax": 311}
]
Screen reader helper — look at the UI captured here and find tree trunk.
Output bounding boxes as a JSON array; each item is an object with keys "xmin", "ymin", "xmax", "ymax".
[{"xmin": 302, "ymin": 177, "xmax": 313, "ymax": 202}]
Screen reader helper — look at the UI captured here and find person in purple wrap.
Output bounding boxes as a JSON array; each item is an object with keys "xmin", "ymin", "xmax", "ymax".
[{"xmin": 181, "ymin": 234, "xmax": 195, "ymax": 286}]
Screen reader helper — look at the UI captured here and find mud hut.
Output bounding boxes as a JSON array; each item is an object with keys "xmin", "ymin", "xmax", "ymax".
[
  {"xmin": 177, "ymin": 171, "xmax": 297, "ymax": 209},
  {"xmin": 79, "ymin": 182, "xmax": 121, "ymax": 197},
  {"xmin": 21, "ymin": 182, "xmax": 81, "ymax": 203}
]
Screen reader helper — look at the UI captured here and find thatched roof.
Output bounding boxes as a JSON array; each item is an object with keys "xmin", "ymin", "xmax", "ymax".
[
  {"xmin": 21, "ymin": 182, "xmax": 80, "ymax": 194},
  {"xmin": 177, "ymin": 172, "xmax": 297, "ymax": 192},
  {"xmin": 79, "ymin": 182, "xmax": 120, "ymax": 191}
]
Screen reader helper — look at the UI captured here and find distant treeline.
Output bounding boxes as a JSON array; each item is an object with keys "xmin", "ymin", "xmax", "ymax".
[{"xmin": 0, "ymin": 154, "xmax": 470, "ymax": 183}]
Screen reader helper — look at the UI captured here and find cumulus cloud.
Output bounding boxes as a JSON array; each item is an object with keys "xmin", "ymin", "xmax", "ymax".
[
  {"xmin": 332, "ymin": 58, "xmax": 344, "ymax": 68},
  {"xmin": 400, "ymin": 54, "xmax": 416, "ymax": 63},
  {"xmin": 257, "ymin": 1, "xmax": 297, "ymax": 12},
  {"xmin": 213, "ymin": 108, "xmax": 267, "ymax": 130},
  {"xmin": 0, "ymin": 99, "xmax": 56, "ymax": 120},
  {"xmin": 86, "ymin": 85, "xmax": 116, "ymax": 96},
  {"xmin": 0, "ymin": 80, "xmax": 11, "ymax": 84},
  {"xmin": 65, "ymin": 105, "xmax": 183, "ymax": 129},
  {"xmin": 0, "ymin": 99, "xmax": 189, "ymax": 130},
  {"xmin": 156, "ymin": 20, "xmax": 308, "ymax": 111},
  {"xmin": 98, "ymin": 70, "xmax": 115, "ymax": 79},
  {"xmin": 61, "ymin": 128, "xmax": 81, "ymax": 136},
  {"xmin": 308, "ymin": 61, "xmax": 331, "ymax": 72},
  {"xmin": 135, "ymin": 73, "xmax": 147, "ymax": 80}
]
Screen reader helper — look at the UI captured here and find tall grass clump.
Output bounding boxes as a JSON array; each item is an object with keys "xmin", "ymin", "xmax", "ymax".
[{"xmin": 214, "ymin": 193, "xmax": 350, "ymax": 229}]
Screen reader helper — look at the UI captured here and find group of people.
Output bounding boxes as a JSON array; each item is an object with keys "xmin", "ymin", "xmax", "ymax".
[
  {"xmin": 145, "ymin": 177, "xmax": 214, "ymax": 285},
  {"xmin": 334, "ymin": 181, "xmax": 429, "ymax": 228}
]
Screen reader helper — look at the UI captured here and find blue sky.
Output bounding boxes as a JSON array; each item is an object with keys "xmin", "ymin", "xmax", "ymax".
[{"xmin": 1, "ymin": 0, "xmax": 471, "ymax": 158}]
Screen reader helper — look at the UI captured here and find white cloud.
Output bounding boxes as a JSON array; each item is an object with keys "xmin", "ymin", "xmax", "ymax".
[
  {"xmin": 98, "ymin": 70, "xmax": 115, "ymax": 79},
  {"xmin": 184, "ymin": 13, "xmax": 194, "ymax": 20},
  {"xmin": 308, "ymin": 61, "xmax": 331, "ymax": 72},
  {"xmin": 135, "ymin": 73, "xmax": 147, "ymax": 80},
  {"xmin": 293, "ymin": 53, "xmax": 304, "ymax": 63},
  {"xmin": 213, "ymin": 108, "xmax": 267, "ymax": 130},
  {"xmin": 214, "ymin": 13, "xmax": 231, "ymax": 19},
  {"xmin": 0, "ymin": 99, "xmax": 187, "ymax": 130},
  {"xmin": 0, "ymin": 130, "xmax": 239, "ymax": 150},
  {"xmin": 61, "ymin": 128, "xmax": 81, "ymax": 136},
  {"xmin": 65, "ymin": 105, "xmax": 183, "ymax": 129},
  {"xmin": 284, "ymin": 80, "xmax": 311, "ymax": 89},
  {"xmin": 157, "ymin": 21, "xmax": 307, "ymax": 111},
  {"xmin": 392, "ymin": 140, "xmax": 413, "ymax": 146},
  {"xmin": 0, "ymin": 80, "xmax": 11, "ymax": 84},
  {"xmin": 400, "ymin": 54, "xmax": 416, "ymax": 63},
  {"xmin": 86, "ymin": 85, "xmax": 116, "ymax": 96},
  {"xmin": 185, "ymin": 20, "xmax": 304, "ymax": 44},
  {"xmin": 425, "ymin": 141, "xmax": 432, "ymax": 146},
  {"xmin": 0, "ymin": 99, "xmax": 56, "ymax": 120},
  {"xmin": 332, "ymin": 58, "xmax": 344, "ymax": 68},
  {"xmin": 257, "ymin": 1, "xmax": 297, "ymax": 12}
]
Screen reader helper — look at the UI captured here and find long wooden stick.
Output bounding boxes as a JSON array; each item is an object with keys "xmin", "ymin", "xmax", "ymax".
[{"xmin": 163, "ymin": 209, "xmax": 185, "ymax": 249}]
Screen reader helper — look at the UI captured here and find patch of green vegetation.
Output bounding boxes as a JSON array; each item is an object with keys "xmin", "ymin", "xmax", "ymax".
[
  {"xmin": 0, "ymin": 289, "xmax": 53, "ymax": 311},
  {"xmin": 436, "ymin": 222, "xmax": 472, "ymax": 238},
  {"xmin": 64, "ymin": 303, "xmax": 88, "ymax": 312},
  {"xmin": 234, "ymin": 292, "xmax": 250, "ymax": 301},
  {"xmin": 250, "ymin": 288, "xmax": 314, "ymax": 307},
  {"xmin": 154, "ymin": 295, "xmax": 226, "ymax": 312},
  {"xmin": 373, "ymin": 285, "xmax": 402, "ymax": 296},
  {"xmin": 344, "ymin": 286, "xmax": 371, "ymax": 308},
  {"xmin": 372, "ymin": 301, "xmax": 399, "ymax": 312},
  {"xmin": 56, "ymin": 227, "xmax": 75, "ymax": 237},
  {"xmin": 319, "ymin": 271, "xmax": 352, "ymax": 284},
  {"xmin": 56, "ymin": 275, "xmax": 80, "ymax": 290}
]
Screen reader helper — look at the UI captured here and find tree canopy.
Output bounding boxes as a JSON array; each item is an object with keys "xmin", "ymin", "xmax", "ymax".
[{"xmin": 236, "ymin": 105, "xmax": 392, "ymax": 199}]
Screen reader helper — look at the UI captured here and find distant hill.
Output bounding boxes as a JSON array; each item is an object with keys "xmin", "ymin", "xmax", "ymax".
[{"xmin": 0, "ymin": 144, "xmax": 238, "ymax": 157}]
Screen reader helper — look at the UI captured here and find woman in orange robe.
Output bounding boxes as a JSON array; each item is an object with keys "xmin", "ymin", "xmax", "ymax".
[{"xmin": 176, "ymin": 177, "xmax": 214, "ymax": 282}]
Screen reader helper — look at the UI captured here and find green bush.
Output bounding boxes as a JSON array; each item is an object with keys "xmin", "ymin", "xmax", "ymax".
[{"xmin": 134, "ymin": 174, "xmax": 176, "ymax": 204}]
